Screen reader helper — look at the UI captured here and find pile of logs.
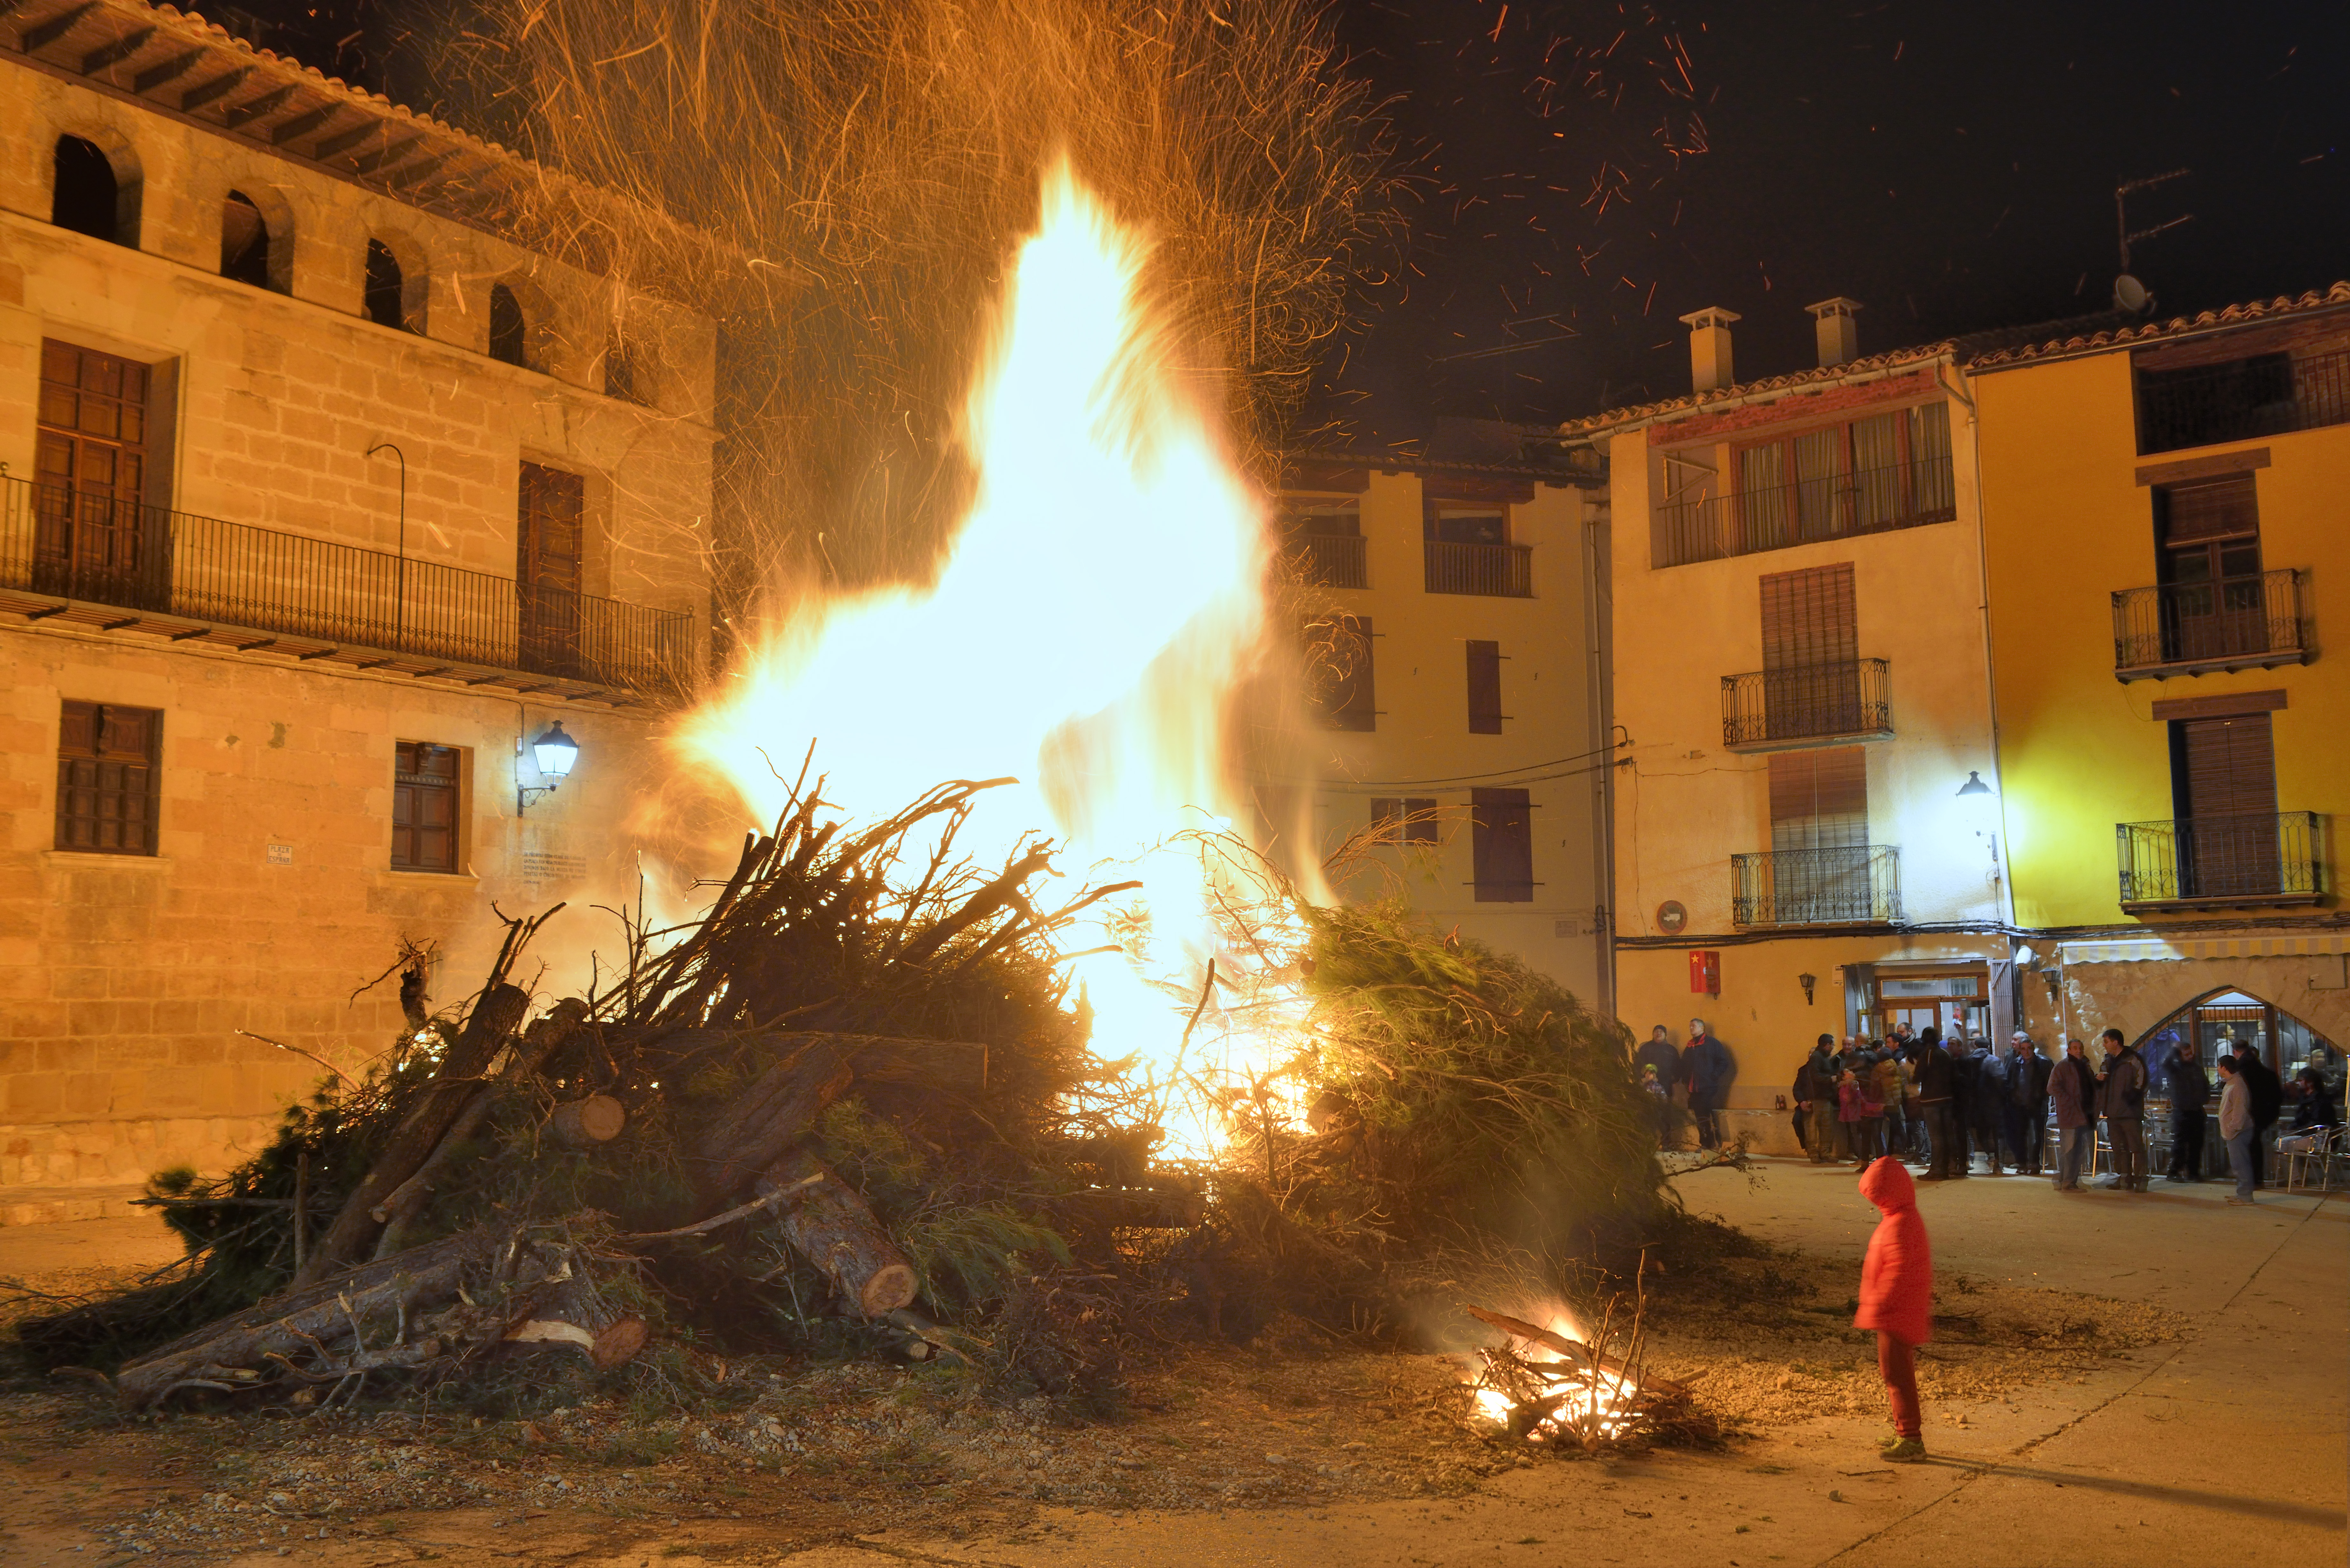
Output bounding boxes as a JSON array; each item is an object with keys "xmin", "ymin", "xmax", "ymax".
[{"xmin": 97, "ymin": 777, "xmax": 1139, "ymax": 1411}]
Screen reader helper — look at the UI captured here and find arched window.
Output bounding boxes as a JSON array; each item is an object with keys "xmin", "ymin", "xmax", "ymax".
[
  {"xmin": 364, "ymin": 239, "xmax": 407, "ymax": 329},
  {"xmin": 488, "ymin": 282, "xmax": 528, "ymax": 367},
  {"xmin": 220, "ymin": 191, "xmax": 276, "ymax": 290},
  {"xmin": 52, "ymin": 135, "xmax": 125, "ymax": 243}
]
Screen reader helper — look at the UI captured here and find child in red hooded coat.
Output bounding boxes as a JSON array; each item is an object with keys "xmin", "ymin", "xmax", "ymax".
[{"xmin": 1855, "ymin": 1155, "xmax": 1932, "ymax": 1459}]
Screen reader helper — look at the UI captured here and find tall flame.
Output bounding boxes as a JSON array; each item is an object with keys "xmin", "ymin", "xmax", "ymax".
[{"xmin": 673, "ymin": 164, "xmax": 1301, "ymax": 1153}]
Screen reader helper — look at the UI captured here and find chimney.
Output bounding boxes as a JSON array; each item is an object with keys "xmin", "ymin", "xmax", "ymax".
[
  {"xmin": 1806, "ymin": 297, "xmax": 1863, "ymax": 368},
  {"xmin": 1677, "ymin": 306, "xmax": 1740, "ymax": 392}
]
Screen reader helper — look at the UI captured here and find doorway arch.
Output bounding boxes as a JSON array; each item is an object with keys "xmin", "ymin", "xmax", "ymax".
[{"xmin": 2134, "ymin": 986, "xmax": 2340, "ymax": 1099}]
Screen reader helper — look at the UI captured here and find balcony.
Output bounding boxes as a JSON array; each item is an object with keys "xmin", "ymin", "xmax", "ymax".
[
  {"xmin": 1655, "ymin": 455, "xmax": 1957, "ymax": 569},
  {"xmin": 1, "ymin": 476, "xmax": 696, "ymax": 705},
  {"xmin": 1731, "ymin": 845, "xmax": 1903, "ymax": 927},
  {"xmin": 1423, "ymin": 539, "xmax": 1532, "ymax": 597},
  {"xmin": 1283, "ymin": 532, "xmax": 1367, "ymax": 589},
  {"xmin": 1721, "ymin": 658, "xmax": 1892, "ymax": 750},
  {"xmin": 2117, "ymin": 811, "xmax": 2325, "ymax": 912},
  {"xmin": 2111, "ymin": 569, "xmax": 2310, "ymax": 680},
  {"xmin": 2134, "ymin": 347, "xmax": 2350, "ymax": 455}
]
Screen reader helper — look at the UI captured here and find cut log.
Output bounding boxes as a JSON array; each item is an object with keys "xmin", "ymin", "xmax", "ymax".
[
  {"xmin": 688, "ymin": 1032, "xmax": 990, "ymax": 1200},
  {"xmin": 116, "ymin": 1226, "xmax": 506, "ymax": 1410},
  {"xmin": 300, "ymin": 982, "xmax": 531, "ymax": 1285},
  {"xmin": 590, "ymin": 1315, "xmax": 649, "ymax": 1369},
  {"xmin": 547, "ymin": 1093, "xmax": 626, "ymax": 1148},
  {"xmin": 759, "ymin": 1150, "xmax": 918, "ymax": 1317}
]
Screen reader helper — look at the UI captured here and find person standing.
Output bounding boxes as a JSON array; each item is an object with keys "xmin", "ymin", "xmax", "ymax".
[
  {"xmin": 1685, "ymin": 1019, "xmax": 1733, "ymax": 1151},
  {"xmin": 1634, "ymin": 1025, "xmax": 1682, "ymax": 1147},
  {"xmin": 2217, "ymin": 1055, "xmax": 2257, "ymax": 1205},
  {"xmin": 1855, "ymin": 1157, "xmax": 1933, "ymax": 1462},
  {"xmin": 2050, "ymin": 1037, "xmax": 2098, "ymax": 1191},
  {"xmin": 1796, "ymin": 1036, "xmax": 1838, "ymax": 1165},
  {"xmin": 2008, "ymin": 1033, "xmax": 2052, "ymax": 1176},
  {"xmin": 1914, "ymin": 1026, "xmax": 1962, "ymax": 1181},
  {"xmin": 2232, "ymin": 1041, "xmax": 2283, "ymax": 1187},
  {"xmin": 1971, "ymin": 1035, "xmax": 2008, "ymax": 1175},
  {"xmin": 2097, "ymin": 1027, "xmax": 2149, "ymax": 1192},
  {"xmin": 2163, "ymin": 1039, "xmax": 2211, "ymax": 1182},
  {"xmin": 1873, "ymin": 1044, "xmax": 1912, "ymax": 1169}
]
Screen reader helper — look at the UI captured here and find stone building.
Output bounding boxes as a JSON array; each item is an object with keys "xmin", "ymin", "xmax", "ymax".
[{"xmin": 0, "ymin": 1, "xmax": 717, "ymax": 1206}]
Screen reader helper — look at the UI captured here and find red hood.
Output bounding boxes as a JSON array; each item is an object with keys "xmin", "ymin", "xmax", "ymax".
[{"xmin": 1860, "ymin": 1156, "xmax": 1916, "ymax": 1214}]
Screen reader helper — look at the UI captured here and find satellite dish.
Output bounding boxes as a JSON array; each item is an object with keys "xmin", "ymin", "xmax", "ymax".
[{"xmin": 2112, "ymin": 274, "xmax": 2150, "ymax": 314}]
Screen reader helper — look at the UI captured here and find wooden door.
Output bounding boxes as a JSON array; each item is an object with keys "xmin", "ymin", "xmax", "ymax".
[
  {"xmin": 2174, "ymin": 713, "xmax": 2279, "ymax": 897},
  {"xmin": 35, "ymin": 339, "xmax": 154, "ymax": 605},
  {"xmin": 517, "ymin": 461, "xmax": 585, "ymax": 676}
]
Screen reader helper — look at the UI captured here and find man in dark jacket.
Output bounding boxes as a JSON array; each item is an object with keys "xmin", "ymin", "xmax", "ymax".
[
  {"xmin": 1633, "ymin": 1026, "xmax": 1682, "ymax": 1147},
  {"xmin": 1795, "ymin": 1036, "xmax": 1838, "ymax": 1164},
  {"xmin": 1914, "ymin": 1026, "xmax": 1965, "ymax": 1181},
  {"xmin": 1945, "ymin": 1029, "xmax": 1981, "ymax": 1176},
  {"xmin": 2097, "ymin": 1027, "xmax": 2150, "ymax": 1191},
  {"xmin": 2003, "ymin": 1033, "xmax": 2051, "ymax": 1175},
  {"xmin": 1684, "ymin": 1019, "xmax": 1734, "ymax": 1150},
  {"xmin": 2163, "ymin": 1039, "xmax": 2211, "ymax": 1182},
  {"xmin": 1969, "ymin": 1037, "xmax": 2006, "ymax": 1174},
  {"xmin": 2232, "ymin": 1041, "xmax": 2284, "ymax": 1186}
]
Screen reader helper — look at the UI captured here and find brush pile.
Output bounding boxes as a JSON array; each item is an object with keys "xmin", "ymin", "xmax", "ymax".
[{"xmin": 21, "ymin": 783, "xmax": 1669, "ymax": 1424}]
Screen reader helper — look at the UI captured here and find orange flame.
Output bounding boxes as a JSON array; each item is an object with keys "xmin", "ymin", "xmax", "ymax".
[{"xmin": 673, "ymin": 163, "xmax": 1307, "ymax": 1155}]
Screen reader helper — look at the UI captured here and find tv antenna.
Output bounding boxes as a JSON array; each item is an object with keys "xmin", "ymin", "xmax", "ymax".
[{"xmin": 2113, "ymin": 169, "xmax": 2192, "ymax": 313}]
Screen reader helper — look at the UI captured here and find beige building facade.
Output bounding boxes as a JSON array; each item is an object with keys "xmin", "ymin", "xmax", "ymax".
[
  {"xmin": 1278, "ymin": 446, "xmax": 1614, "ymax": 1007},
  {"xmin": 0, "ymin": 4, "xmax": 716, "ymax": 1197}
]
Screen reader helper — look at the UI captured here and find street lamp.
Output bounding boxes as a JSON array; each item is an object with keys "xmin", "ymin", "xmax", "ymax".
[
  {"xmin": 1798, "ymin": 972, "xmax": 1817, "ymax": 1006},
  {"xmin": 518, "ymin": 721, "xmax": 579, "ymax": 814}
]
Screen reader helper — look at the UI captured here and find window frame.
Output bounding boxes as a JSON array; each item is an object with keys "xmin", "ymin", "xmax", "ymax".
[
  {"xmin": 390, "ymin": 740, "xmax": 466, "ymax": 874},
  {"xmin": 54, "ymin": 699, "xmax": 162, "ymax": 856}
]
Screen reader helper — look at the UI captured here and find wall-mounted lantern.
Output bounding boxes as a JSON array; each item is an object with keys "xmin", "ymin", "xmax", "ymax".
[
  {"xmin": 518, "ymin": 721, "xmax": 579, "ymax": 814},
  {"xmin": 1798, "ymin": 971, "xmax": 1817, "ymax": 1006}
]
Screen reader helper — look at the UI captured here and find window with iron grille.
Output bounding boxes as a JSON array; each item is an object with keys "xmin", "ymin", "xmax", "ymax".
[
  {"xmin": 1371, "ymin": 796, "xmax": 1440, "ymax": 844},
  {"xmin": 55, "ymin": 700, "xmax": 160, "ymax": 855},
  {"xmin": 392, "ymin": 742, "xmax": 463, "ymax": 873}
]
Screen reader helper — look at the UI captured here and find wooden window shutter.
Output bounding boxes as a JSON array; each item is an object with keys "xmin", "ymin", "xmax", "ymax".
[
  {"xmin": 2177, "ymin": 714, "xmax": 2276, "ymax": 820},
  {"xmin": 1466, "ymin": 640, "xmax": 1503, "ymax": 733},
  {"xmin": 1311, "ymin": 614, "xmax": 1376, "ymax": 731},
  {"xmin": 1758, "ymin": 563, "xmax": 1857, "ymax": 670},
  {"xmin": 2158, "ymin": 475, "xmax": 2259, "ymax": 544},
  {"xmin": 55, "ymin": 699, "xmax": 161, "ymax": 855},
  {"xmin": 392, "ymin": 741, "xmax": 462, "ymax": 872},
  {"xmin": 1767, "ymin": 746, "xmax": 1868, "ymax": 851},
  {"xmin": 1470, "ymin": 787, "xmax": 1534, "ymax": 901}
]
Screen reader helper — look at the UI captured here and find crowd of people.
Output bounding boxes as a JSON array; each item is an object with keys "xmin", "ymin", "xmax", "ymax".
[{"xmin": 1779, "ymin": 1022, "xmax": 2340, "ymax": 1202}]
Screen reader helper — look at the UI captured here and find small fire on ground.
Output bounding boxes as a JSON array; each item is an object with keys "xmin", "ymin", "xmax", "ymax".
[{"xmin": 1462, "ymin": 1304, "xmax": 1685, "ymax": 1450}]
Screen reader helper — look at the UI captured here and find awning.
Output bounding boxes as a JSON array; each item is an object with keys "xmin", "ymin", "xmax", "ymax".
[{"xmin": 2058, "ymin": 932, "xmax": 2349, "ymax": 965}]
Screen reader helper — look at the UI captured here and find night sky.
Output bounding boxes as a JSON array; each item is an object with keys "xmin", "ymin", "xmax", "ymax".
[
  {"xmin": 245, "ymin": 0, "xmax": 2349, "ymax": 437},
  {"xmin": 1318, "ymin": 0, "xmax": 2350, "ymax": 437}
]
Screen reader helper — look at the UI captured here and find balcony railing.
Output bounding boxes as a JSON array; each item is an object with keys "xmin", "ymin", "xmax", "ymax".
[
  {"xmin": 1655, "ymin": 455, "xmax": 1957, "ymax": 568},
  {"xmin": 2117, "ymin": 811, "xmax": 2325, "ymax": 910},
  {"xmin": 1721, "ymin": 658, "xmax": 1892, "ymax": 749},
  {"xmin": 1423, "ymin": 539, "xmax": 1533, "ymax": 597},
  {"xmin": 2134, "ymin": 347, "xmax": 2350, "ymax": 455},
  {"xmin": 2111, "ymin": 569, "xmax": 2309, "ymax": 678},
  {"xmin": 1731, "ymin": 845, "xmax": 1902, "ymax": 927},
  {"xmin": 1283, "ymin": 532, "xmax": 1367, "ymax": 589},
  {"xmin": 1, "ymin": 475, "xmax": 695, "ymax": 701}
]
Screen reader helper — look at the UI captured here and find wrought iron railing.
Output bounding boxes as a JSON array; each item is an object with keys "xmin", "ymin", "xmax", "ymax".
[
  {"xmin": 1283, "ymin": 532, "xmax": 1367, "ymax": 589},
  {"xmin": 2117, "ymin": 812, "xmax": 2324, "ymax": 906},
  {"xmin": 1423, "ymin": 539, "xmax": 1533, "ymax": 597},
  {"xmin": 1731, "ymin": 845, "xmax": 1902, "ymax": 927},
  {"xmin": 1721, "ymin": 658, "xmax": 1891, "ymax": 748},
  {"xmin": 2111, "ymin": 569, "xmax": 2307, "ymax": 674},
  {"xmin": 1655, "ymin": 455, "xmax": 1957, "ymax": 568},
  {"xmin": 2134, "ymin": 347, "xmax": 2350, "ymax": 455},
  {"xmin": 1, "ymin": 475, "xmax": 695, "ymax": 699}
]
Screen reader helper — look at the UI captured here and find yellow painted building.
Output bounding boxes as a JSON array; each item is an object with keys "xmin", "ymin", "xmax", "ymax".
[
  {"xmin": 1277, "ymin": 444, "xmax": 1613, "ymax": 1007},
  {"xmin": 1971, "ymin": 284, "xmax": 2349, "ymax": 1074}
]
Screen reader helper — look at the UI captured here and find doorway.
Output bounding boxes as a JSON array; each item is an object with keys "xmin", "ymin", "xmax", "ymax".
[
  {"xmin": 1871, "ymin": 968, "xmax": 1990, "ymax": 1044},
  {"xmin": 34, "ymin": 338, "xmax": 157, "ymax": 607}
]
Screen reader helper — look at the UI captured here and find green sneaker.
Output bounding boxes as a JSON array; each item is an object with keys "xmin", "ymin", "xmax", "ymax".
[{"xmin": 1883, "ymin": 1437, "xmax": 1926, "ymax": 1462}]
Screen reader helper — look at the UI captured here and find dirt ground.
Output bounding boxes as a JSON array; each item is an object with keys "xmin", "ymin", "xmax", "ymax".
[{"xmin": 0, "ymin": 1160, "xmax": 2342, "ymax": 1567}]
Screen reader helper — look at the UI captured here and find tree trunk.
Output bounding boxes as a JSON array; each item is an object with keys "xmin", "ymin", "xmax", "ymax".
[
  {"xmin": 116, "ymin": 1227, "xmax": 506, "ymax": 1409},
  {"xmin": 688, "ymin": 1032, "xmax": 990, "ymax": 1201},
  {"xmin": 760, "ymin": 1150, "xmax": 918, "ymax": 1317},
  {"xmin": 547, "ymin": 1093, "xmax": 626, "ymax": 1147},
  {"xmin": 300, "ymin": 981, "xmax": 531, "ymax": 1285}
]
